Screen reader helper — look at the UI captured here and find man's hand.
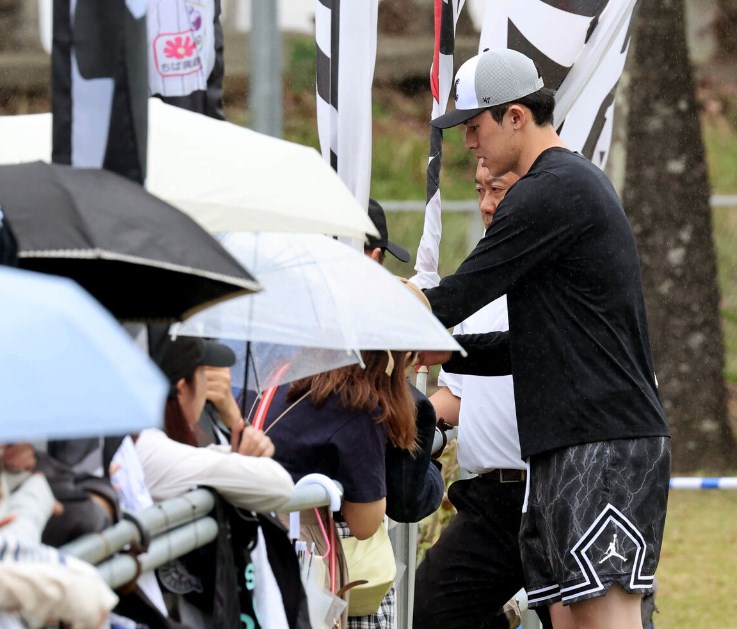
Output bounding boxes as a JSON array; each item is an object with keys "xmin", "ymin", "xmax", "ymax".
[
  {"xmin": 204, "ymin": 366, "xmax": 242, "ymax": 428},
  {"xmin": 230, "ymin": 420, "xmax": 276, "ymax": 458},
  {"xmin": 415, "ymin": 350, "xmax": 453, "ymax": 366}
]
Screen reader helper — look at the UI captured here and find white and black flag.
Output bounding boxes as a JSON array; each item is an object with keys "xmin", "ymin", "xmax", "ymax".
[
  {"xmin": 480, "ymin": 0, "xmax": 640, "ymax": 169},
  {"xmin": 413, "ymin": 0, "xmax": 465, "ymax": 289},
  {"xmin": 52, "ymin": 0, "xmax": 148, "ymax": 184},
  {"xmin": 414, "ymin": 0, "xmax": 638, "ymax": 284},
  {"xmin": 315, "ymin": 0, "xmax": 378, "ymax": 212}
]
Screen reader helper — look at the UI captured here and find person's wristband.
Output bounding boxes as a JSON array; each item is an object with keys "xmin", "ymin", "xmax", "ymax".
[
  {"xmin": 437, "ymin": 417, "xmax": 454, "ymax": 433},
  {"xmin": 432, "ymin": 421, "xmax": 449, "ymax": 460}
]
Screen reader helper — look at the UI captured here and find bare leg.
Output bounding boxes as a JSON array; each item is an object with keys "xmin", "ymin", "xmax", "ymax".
[
  {"xmin": 568, "ymin": 583, "xmax": 642, "ymax": 629},
  {"xmin": 549, "ymin": 601, "xmax": 576, "ymax": 629}
]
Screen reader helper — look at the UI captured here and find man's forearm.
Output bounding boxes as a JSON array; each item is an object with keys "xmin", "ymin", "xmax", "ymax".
[
  {"xmin": 443, "ymin": 331, "xmax": 512, "ymax": 376},
  {"xmin": 429, "ymin": 387, "xmax": 461, "ymax": 426}
]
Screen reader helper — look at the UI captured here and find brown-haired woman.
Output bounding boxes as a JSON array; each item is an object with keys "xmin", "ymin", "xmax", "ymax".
[{"xmin": 261, "ymin": 349, "xmax": 417, "ymax": 625}]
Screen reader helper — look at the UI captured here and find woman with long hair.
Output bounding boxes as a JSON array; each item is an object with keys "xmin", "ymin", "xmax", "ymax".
[{"xmin": 260, "ymin": 349, "xmax": 418, "ymax": 626}]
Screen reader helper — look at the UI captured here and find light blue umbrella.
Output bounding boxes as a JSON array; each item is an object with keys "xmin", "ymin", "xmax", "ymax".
[{"xmin": 0, "ymin": 267, "xmax": 167, "ymax": 441}]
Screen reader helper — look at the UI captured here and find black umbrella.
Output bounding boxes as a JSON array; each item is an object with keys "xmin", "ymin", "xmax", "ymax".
[{"xmin": 0, "ymin": 161, "xmax": 260, "ymax": 322}]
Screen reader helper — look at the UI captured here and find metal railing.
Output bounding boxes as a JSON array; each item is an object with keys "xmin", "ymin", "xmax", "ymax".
[
  {"xmin": 60, "ymin": 468, "xmax": 737, "ymax": 628},
  {"xmin": 61, "ymin": 481, "xmax": 342, "ymax": 585}
]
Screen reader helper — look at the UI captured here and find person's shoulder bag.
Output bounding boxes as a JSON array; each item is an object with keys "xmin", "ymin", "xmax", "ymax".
[{"xmin": 340, "ymin": 522, "xmax": 396, "ymax": 617}]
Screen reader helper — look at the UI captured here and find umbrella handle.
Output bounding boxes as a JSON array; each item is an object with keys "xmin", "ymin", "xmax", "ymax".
[
  {"xmin": 251, "ymin": 363, "xmax": 293, "ymax": 430},
  {"xmin": 294, "ymin": 474, "xmax": 343, "ymax": 512},
  {"xmin": 252, "ymin": 386, "xmax": 277, "ymax": 431}
]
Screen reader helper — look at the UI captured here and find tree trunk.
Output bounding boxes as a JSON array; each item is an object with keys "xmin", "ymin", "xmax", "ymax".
[
  {"xmin": 378, "ymin": 0, "xmax": 476, "ymax": 36},
  {"xmin": 0, "ymin": 0, "xmax": 21, "ymax": 50},
  {"xmin": 378, "ymin": 0, "xmax": 429, "ymax": 35},
  {"xmin": 623, "ymin": 0, "xmax": 737, "ymax": 471},
  {"xmin": 715, "ymin": 0, "xmax": 737, "ymax": 58}
]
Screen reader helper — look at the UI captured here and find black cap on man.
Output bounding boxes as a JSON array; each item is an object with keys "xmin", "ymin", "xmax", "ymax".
[{"xmin": 366, "ymin": 198, "xmax": 410, "ymax": 263}]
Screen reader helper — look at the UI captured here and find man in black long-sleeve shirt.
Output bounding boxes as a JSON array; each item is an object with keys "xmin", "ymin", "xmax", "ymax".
[{"xmin": 419, "ymin": 48, "xmax": 670, "ymax": 629}]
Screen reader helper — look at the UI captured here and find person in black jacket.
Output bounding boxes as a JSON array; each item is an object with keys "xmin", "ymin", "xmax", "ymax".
[
  {"xmin": 419, "ymin": 49, "xmax": 670, "ymax": 629},
  {"xmin": 413, "ymin": 161, "xmax": 551, "ymax": 629},
  {"xmin": 351, "ymin": 199, "xmax": 443, "ymax": 629},
  {"xmin": 364, "ymin": 198, "xmax": 444, "ymax": 524}
]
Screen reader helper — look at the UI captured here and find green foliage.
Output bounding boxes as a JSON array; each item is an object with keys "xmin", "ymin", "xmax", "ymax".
[
  {"xmin": 370, "ymin": 133, "xmax": 429, "ymax": 199},
  {"xmin": 703, "ymin": 117, "xmax": 737, "ymax": 194},
  {"xmin": 703, "ymin": 116, "xmax": 737, "ymax": 384},
  {"xmin": 714, "ymin": 204, "xmax": 737, "ymax": 382},
  {"xmin": 285, "ymin": 36, "xmax": 317, "ymax": 95}
]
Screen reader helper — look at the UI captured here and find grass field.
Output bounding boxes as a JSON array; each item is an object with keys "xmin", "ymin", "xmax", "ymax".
[{"xmin": 656, "ymin": 490, "xmax": 737, "ymax": 626}]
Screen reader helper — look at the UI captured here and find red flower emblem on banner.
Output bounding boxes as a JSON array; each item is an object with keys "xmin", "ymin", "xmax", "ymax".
[{"xmin": 163, "ymin": 36, "xmax": 196, "ymax": 60}]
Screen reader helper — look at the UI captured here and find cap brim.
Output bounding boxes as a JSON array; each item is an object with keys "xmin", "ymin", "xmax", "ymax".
[
  {"xmin": 202, "ymin": 341, "xmax": 236, "ymax": 368},
  {"xmin": 365, "ymin": 235, "xmax": 385, "ymax": 251},
  {"xmin": 386, "ymin": 241, "xmax": 411, "ymax": 263},
  {"xmin": 430, "ymin": 107, "xmax": 488, "ymax": 129}
]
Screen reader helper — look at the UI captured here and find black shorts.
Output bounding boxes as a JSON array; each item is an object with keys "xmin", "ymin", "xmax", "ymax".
[{"xmin": 520, "ymin": 436, "xmax": 670, "ymax": 607}]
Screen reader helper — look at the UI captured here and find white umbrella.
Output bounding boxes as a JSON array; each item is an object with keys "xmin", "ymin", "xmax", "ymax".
[
  {"xmin": 0, "ymin": 100, "xmax": 378, "ymax": 240},
  {"xmin": 0, "ymin": 266, "xmax": 167, "ymax": 441},
  {"xmin": 171, "ymin": 233, "xmax": 464, "ymax": 388}
]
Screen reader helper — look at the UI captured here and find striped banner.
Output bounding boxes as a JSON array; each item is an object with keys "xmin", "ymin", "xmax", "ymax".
[
  {"xmin": 413, "ymin": 0, "xmax": 466, "ymax": 289},
  {"xmin": 315, "ymin": 0, "xmax": 378, "ymax": 214},
  {"xmin": 479, "ymin": 0, "xmax": 639, "ymax": 170},
  {"xmin": 52, "ymin": 0, "xmax": 148, "ymax": 183},
  {"xmin": 413, "ymin": 0, "xmax": 639, "ymax": 282}
]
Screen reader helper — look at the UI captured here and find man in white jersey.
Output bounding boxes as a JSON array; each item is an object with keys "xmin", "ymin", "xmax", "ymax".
[{"xmin": 413, "ymin": 161, "xmax": 552, "ymax": 629}]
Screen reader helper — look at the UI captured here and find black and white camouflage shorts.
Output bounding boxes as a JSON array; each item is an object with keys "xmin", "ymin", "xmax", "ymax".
[{"xmin": 520, "ymin": 436, "xmax": 670, "ymax": 608}]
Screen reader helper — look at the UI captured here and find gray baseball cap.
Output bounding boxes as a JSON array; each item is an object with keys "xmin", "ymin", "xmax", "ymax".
[{"xmin": 431, "ymin": 48, "xmax": 545, "ymax": 129}]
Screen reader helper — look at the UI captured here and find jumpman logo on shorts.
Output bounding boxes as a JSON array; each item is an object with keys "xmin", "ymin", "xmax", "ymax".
[{"xmin": 599, "ymin": 533, "xmax": 627, "ymax": 563}]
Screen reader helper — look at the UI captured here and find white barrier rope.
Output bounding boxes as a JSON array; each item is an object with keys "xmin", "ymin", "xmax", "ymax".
[{"xmin": 670, "ymin": 477, "xmax": 737, "ymax": 489}]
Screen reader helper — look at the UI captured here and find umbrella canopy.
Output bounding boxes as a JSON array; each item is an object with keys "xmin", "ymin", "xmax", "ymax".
[
  {"xmin": 0, "ymin": 101, "xmax": 378, "ymax": 240},
  {"xmin": 0, "ymin": 161, "xmax": 260, "ymax": 322},
  {"xmin": 0, "ymin": 266, "xmax": 168, "ymax": 441},
  {"xmin": 221, "ymin": 339, "xmax": 361, "ymax": 394},
  {"xmin": 172, "ymin": 232, "xmax": 463, "ymax": 359}
]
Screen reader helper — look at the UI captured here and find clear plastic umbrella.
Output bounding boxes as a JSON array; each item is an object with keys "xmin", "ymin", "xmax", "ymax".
[{"xmin": 172, "ymin": 232, "xmax": 464, "ymax": 390}]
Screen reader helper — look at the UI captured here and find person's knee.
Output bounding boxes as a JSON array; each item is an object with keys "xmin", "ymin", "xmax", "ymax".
[
  {"xmin": 549, "ymin": 601, "xmax": 576, "ymax": 629},
  {"xmin": 569, "ymin": 583, "xmax": 642, "ymax": 629}
]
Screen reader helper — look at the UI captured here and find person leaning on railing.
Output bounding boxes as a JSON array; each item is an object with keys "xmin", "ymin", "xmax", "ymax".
[{"xmin": 124, "ymin": 330, "xmax": 299, "ymax": 627}]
